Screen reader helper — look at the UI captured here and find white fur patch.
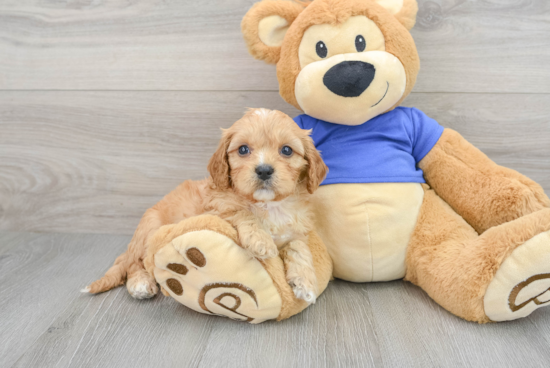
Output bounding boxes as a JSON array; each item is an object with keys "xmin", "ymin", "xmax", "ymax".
[
  {"xmin": 127, "ymin": 278, "xmax": 157, "ymax": 299},
  {"xmin": 80, "ymin": 286, "xmax": 91, "ymax": 293},
  {"xmin": 252, "ymin": 196, "xmax": 310, "ymax": 248},
  {"xmin": 253, "ymin": 189, "xmax": 276, "ymax": 202},
  {"xmin": 263, "ymin": 200, "xmax": 294, "ymax": 228},
  {"xmin": 292, "ymin": 283, "xmax": 317, "ymax": 304}
]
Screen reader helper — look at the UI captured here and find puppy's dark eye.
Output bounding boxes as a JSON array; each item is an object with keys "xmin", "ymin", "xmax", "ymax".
[
  {"xmin": 238, "ymin": 145, "xmax": 250, "ymax": 156},
  {"xmin": 316, "ymin": 41, "xmax": 327, "ymax": 58},
  {"xmin": 281, "ymin": 146, "xmax": 293, "ymax": 157},
  {"xmin": 355, "ymin": 35, "xmax": 366, "ymax": 52}
]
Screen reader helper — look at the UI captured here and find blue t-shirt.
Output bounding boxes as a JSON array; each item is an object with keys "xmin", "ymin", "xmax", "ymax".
[{"xmin": 294, "ymin": 107, "xmax": 444, "ymax": 185}]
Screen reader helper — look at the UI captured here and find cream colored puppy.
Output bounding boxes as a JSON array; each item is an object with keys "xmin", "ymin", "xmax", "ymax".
[{"xmin": 86, "ymin": 108, "xmax": 328, "ymax": 303}]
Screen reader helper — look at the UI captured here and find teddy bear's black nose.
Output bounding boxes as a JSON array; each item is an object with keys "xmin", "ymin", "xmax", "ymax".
[{"xmin": 323, "ymin": 61, "xmax": 376, "ymax": 97}]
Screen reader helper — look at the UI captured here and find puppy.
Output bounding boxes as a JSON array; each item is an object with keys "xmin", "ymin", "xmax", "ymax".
[{"xmin": 85, "ymin": 108, "xmax": 328, "ymax": 303}]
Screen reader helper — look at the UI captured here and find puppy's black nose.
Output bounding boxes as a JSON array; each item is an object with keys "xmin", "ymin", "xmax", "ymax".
[
  {"xmin": 255, "ymin": 165, "xmax": 274, "ymax": 181},
  {"xmin": 323, "ymin": 61, "xmax": 375, "ymax": 97}
]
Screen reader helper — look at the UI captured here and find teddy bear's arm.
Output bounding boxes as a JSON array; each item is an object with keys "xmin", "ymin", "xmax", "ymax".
[{"xmin": 418, "ymin": 128, "xmax": 549, "ymax": 234}]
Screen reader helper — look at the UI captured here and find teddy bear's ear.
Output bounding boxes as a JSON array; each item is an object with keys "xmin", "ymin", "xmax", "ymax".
[
  {"xmin": 241, "ymin": 0, "xmax": 306, "ymax": 64},
  {"xmin": 376, "ymin": 0, "xmax": 418, "ymax": 30}
]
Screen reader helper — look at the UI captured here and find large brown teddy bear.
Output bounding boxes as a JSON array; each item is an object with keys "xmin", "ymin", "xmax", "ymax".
[{"xmin": 130, "ymin": 0, "xmax": 550, "ymax": 323}]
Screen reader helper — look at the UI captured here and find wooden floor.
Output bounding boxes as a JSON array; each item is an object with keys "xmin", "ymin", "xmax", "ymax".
[
  {"xmin": 2, "ymin": 231, "xmax": 550, "ymax": 368},
  {"xmin": 1, "ymin": 0, "xmax": 550, "ymax": 367}
]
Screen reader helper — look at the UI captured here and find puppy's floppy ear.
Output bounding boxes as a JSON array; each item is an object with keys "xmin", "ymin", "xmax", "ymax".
[
  {"xmin": 207, "ymin": 129, "xmax": 232, "ymax": 190},
  {"xmin": 241, "ymin": 0, "xmax": 306, "ymax": 64},
  {"xmin": 376, "ymin": 0, "xmax": 418, "ymax": 30},
  {"xmin": 302, "ymin": 133, "xmax": 328, "ymax": 194}
]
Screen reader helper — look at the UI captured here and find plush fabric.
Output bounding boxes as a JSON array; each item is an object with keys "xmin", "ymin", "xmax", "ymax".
[
  {"xmin": 237, "ymin": 0, "xmax": 550, "ymax": 324},
  {"xmin": 393, "ymin": 0, "xmax": 418, "ymax": 30},
  {"xmin": 275, "ymin": 0, "xmax": 420, "ymax": 116},
  {"xmin": 419, "ymin": 129, "xmax": 550, "ymax": 234},
  {"xmin": 146, "ymin": 215, "xmax": 333, "ymax": 322},
  {"xmin": 241, "ymin": 0, "xmax": 306, "ymax": 64},
  {"xmin": 485, "ymin": 230, "xmax": 550, "ymax": 321},
  {"xmin": 310, "ymin": 183, "xmax": 424, "ymax": 282},
  {"xmin": 90, "ymin": 0, "xmax": 550, "ymax": 325},
  {"xmin": 154, "ymin": 229, "xmax": 282, "ymax": 323},
  {"xmin": 405, "ymin": 186, "xmax": 550, "ymax": 323},
  {"xmin": 293, "ymin": 15, "xmax": 408, "ymax": 124},
  {"xmin": 294, "ymin": 107, "xmax": 444, "ymax": 184}
]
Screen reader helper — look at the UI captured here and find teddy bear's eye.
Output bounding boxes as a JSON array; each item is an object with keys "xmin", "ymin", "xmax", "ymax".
[
  {"xmin": 355, "ymin": 35, "xmax": 366, "ymax": 52},
  {"xmin": 316, "ymin": 41, "xmax": 328, "ymax": 58}
]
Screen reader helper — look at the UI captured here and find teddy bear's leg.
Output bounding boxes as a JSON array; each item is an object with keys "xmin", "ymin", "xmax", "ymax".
[
  {"xmin": 405, "ymin": 186, "xmax": 550, "ymax": 323},
  {"xmin": 144, "ymin": 215, "xmax": 332, "ymax": 323}
]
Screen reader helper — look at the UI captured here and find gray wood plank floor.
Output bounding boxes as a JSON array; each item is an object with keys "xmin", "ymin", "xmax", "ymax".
[
  {"xmin": 1, "ymin": 0, "xmax": 550, "ymax": 367},
  {"xmin": 2, "ymin": 231, "xmax": 550, "ymax": 368}
]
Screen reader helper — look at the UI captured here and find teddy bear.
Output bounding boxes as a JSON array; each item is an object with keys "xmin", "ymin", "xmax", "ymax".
[{"xmin": 144, "ymin": 0, "xmax": 550, "ymax": 323}]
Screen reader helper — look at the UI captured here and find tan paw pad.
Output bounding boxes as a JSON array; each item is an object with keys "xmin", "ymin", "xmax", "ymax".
[
  {"xmin": 153, "ymin": 230, "xmax": 282, "ymax": 324},
  {"xmin": 485, "ymin": 230, "xmax": 550, "ymax": 321}
]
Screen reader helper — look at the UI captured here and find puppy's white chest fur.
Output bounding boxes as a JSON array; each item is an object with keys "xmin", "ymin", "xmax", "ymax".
[{"xmin": 252, "ymin": 197, "xmax": 309, "ymax": 248}]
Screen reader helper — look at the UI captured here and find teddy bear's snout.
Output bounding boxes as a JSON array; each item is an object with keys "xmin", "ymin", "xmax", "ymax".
[{"xmin": 322, "ymin": 60, "xmax": 376, "ymax": 98}]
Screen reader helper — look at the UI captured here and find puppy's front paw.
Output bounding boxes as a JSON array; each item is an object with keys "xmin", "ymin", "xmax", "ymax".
[
  {"xmin": 240, "ymin": 231, "xmax": 278, "ymax": 260},
  {"xmin": 289, "ymin": 277, "xmax": 317, "ymax": 304}
]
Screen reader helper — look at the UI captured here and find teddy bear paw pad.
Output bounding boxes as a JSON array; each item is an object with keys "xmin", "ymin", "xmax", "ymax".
[
  {"xmin": 153, "ymin": 229, "xmax": 282, "ymax": 323},
  {"xmin": 484, "ymin": 230, "xmax": 550, "ymax": 321}
]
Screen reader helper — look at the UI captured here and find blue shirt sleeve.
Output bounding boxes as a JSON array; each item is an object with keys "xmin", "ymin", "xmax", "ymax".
[{"xmin": 407, "ymin": 108, "xmax": 444, "ymax": 163}]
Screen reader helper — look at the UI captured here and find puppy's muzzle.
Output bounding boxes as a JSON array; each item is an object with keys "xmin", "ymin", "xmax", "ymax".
[
  {"xmin": 255, "ymin": 165, "xmax": 274, "ymax": 181},
  {"xmin": 323, "ymin": 61, "xmax": 376, "ymax": 97}
]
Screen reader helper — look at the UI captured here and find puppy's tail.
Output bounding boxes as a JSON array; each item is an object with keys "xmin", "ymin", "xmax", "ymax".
[{"xmin": 82, "ymin": 252, "xmax": 130, "ymax": 294}]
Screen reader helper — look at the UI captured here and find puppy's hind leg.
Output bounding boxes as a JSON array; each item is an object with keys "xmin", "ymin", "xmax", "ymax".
[
  {"xmin": 84, "ymin": 250, "xmax": 159, "ymax": 299},
  {"xmin": 123, "ymin": 209, "xmax": 164, "ymax": 299},
  {"xmin": 126, "ymin": 261, "xmax": 159, "ymax": 299},
  {"xmin": 85, "ymin": 179, "xmax": 208, "ymax": 298},
  {"xmin": 281, "ymin": 240, "xmax": 318, "ymax": 304},
  {"xmin": 83, "ymin": 251, "xmax": 129, "ymax": 294},
  {"xmin": 84, "ymin": 208, "xmax": 163, "ymax": 299}
]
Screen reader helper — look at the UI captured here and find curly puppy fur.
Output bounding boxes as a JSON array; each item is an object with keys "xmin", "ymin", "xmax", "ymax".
[{"xmin": 86, "ymin": 108, "xmax": 327, "ymax": 302}]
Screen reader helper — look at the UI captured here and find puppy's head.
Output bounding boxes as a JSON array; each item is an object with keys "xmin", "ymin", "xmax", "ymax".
[{"xmin": 208, "ymin": 108, "xmax": 327, "ymax": 202}]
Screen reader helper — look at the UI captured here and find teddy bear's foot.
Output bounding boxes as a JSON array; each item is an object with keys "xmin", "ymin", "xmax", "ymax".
[
  {"xmin": 485, "ymin": 230, "xmax": 550, "ymax": 321},
  {"xmin": 146, "ymin": 215, "xmax": 333, "ymax": 323},
  {"xmin": 152, "ymin": 228, "xmax": 283, "ymax": 323}
]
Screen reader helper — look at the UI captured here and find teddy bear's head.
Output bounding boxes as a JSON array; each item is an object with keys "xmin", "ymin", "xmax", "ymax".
[{"xmin": 242, "ymin": 0, "xmax": 420, "ymax": 125}]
